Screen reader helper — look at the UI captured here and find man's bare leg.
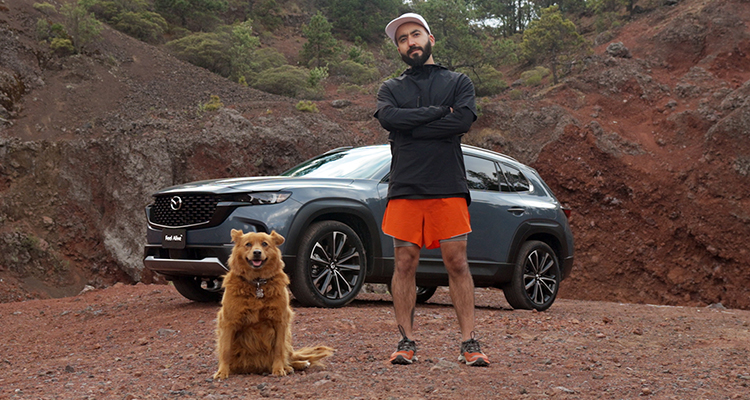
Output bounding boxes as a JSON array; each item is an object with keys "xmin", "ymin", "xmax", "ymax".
[
  {"xmin": 441, "ymin": 240, "xmax": 475, "ymax": 341},
  {"xmin": 391, "ymin": 244, "xmax": 420, "ymax": 338}
]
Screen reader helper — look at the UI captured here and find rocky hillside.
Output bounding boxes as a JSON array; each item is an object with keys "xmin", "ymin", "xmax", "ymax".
[{"xmin": 1, "ymin": 0, "xmax": 749, "ymax": 309}]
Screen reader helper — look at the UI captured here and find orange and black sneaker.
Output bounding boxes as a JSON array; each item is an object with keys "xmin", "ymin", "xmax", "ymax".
[
  {"xmin": 390, "ymin": 326, "xmax": 417, "ymax": 365},
  {"xmin": 458, "ymin": 333, "xmax": 489, "ymax": 367}
]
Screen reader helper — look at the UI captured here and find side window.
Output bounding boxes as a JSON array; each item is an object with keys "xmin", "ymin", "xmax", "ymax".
[
  {"xmin": 500, "ymin": 163, "xmax": 530, "ymax": 192},
  {"xmin": 464, "ymin": 155, "xmax": 499, "ymax": 191}
]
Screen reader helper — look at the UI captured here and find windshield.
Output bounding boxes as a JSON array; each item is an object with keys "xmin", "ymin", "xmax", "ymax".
[{"xmin": 282, "ymin": 146, "xmax": 391, "ymax": 179}]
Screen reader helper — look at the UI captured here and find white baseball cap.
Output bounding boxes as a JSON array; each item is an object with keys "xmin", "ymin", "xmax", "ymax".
[{"xmin": 385, "ymin": 13, "xmax": 431, "ymax": 45}]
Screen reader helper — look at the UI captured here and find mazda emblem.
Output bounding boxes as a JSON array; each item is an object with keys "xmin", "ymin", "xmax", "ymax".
[{"xmin": 170, "ymin": 196, "xmax": 183, "ymax": 211}]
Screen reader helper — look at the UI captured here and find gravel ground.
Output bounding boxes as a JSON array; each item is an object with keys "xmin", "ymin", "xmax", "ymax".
[{"xmin": 1, "ymin": 283, "xmax": 749, "ymax": 399}]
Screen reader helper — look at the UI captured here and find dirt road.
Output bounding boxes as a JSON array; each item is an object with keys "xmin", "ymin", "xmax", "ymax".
[{"xmin": 1, "ymin": 283, "xmax": 749, "ymax": 399}]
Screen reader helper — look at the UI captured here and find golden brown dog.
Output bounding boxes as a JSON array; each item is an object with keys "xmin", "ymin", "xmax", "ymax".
[{"xmin": 213, "ymin": 229, "xmax": 333, "ymax": 379}]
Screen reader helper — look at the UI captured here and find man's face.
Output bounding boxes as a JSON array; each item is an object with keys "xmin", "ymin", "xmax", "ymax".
[{"xmin": 395, "ymin": 22, "xmax": 434, "ymax": 67}]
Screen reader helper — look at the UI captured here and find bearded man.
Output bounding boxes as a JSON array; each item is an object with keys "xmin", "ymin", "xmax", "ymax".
[{"xmin": 373, "ymin": 13, "xmax": 490, "ymax": 367}]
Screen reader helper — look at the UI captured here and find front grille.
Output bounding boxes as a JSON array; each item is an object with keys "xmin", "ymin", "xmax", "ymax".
[{"xmin": 150, "ymin": 194, "xmax": 223, "ymax": 227}]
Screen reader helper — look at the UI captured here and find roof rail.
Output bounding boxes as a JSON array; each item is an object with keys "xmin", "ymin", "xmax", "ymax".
[{"xmin": 462, "ymin": 144, "xmax": 519, "ymax": 163}]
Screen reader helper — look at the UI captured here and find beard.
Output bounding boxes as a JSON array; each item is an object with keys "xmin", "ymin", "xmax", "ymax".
[{"xmin": 400, "ymin": 40, "xmax": 432, "ymax": 67}]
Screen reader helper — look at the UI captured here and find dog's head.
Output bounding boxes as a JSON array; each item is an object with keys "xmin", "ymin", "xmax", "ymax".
[{"xmin": 229, "ymin": 230, "xmax": 285, "ymax": 272}]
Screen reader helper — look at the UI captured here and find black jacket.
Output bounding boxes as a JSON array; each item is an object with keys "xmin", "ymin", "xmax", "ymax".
[{"xmin": 374, "ymin": 64, "xmax": 477, "ymax": 203}]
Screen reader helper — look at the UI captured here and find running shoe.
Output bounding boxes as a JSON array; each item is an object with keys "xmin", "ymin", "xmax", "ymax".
[
  {"xmin": 390, "ymin": 325, "xmax": 417, "ymax": 365},
  {"xmin": 458, "ymin": 332, "xmax": 489, "ymax": 367}
]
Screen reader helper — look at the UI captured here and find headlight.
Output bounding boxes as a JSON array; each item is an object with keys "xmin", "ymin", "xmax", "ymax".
[{"xmin": 233, "ymin": 192, "xmax": 291, "ymax": 205}]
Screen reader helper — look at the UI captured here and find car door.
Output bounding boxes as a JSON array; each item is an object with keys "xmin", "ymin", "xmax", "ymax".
[{"xmin": 419, "ymin": 155, "xmax": 525, "ymax": 282}]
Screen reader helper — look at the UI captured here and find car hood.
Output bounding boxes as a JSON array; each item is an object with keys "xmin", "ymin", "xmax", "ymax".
[{"xmin": 153, "ymin": 176, "xmax": 357, "ymax": 195}]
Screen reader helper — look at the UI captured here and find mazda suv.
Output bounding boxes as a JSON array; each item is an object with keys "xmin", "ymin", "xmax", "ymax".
[{"xmin": 143, "ymin": 144, "xmax": 574, "ymax": 310}]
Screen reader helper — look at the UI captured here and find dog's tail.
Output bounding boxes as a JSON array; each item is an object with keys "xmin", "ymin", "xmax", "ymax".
[{"xmin": 291, "ymin": 346, "xmax": 334, "ymax": 369}]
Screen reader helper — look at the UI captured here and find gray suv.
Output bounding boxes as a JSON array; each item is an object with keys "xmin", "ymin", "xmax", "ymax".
[{"xmin": 143, "ymin": 144, "xmax": 574, "ymax": 310}]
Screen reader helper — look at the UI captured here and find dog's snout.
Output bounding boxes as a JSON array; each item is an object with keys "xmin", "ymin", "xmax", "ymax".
[{"xmin": 253, "ymin": 249, "xmax": 262, "ymax": 258}]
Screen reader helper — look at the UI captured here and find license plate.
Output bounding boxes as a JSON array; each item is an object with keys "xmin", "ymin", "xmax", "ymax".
[{"xmin": 162, "ymin": 229, "xmax": 186, "ymax": 249}]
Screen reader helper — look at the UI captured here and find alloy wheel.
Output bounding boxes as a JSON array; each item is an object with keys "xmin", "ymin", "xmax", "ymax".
[
  {"xmin": 308, "ymin": 230, "xmax": 363, "ymax": 301},
  {"xmin": 522, "ymin": 248, "xmax": 558, "ymax": 306}
]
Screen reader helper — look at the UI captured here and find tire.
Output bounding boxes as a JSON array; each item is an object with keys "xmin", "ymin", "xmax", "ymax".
[
  {"xmin": 503, "ymin": 240, "xmax": 561, "ymax": 311},
  {"xmin": 415, "ymin": 286, "xmax": 438, "ymax": 303},
  {"xmin": 172, "ymin": 276, "xmax": 223, "ymax": 302},
  {"xmin": 290, "ymin": 221, "xmax": 366, "ymax": 308},
  {"xmin": 386, "ymin": 284, "xmax": 438, "ymax": 304}
]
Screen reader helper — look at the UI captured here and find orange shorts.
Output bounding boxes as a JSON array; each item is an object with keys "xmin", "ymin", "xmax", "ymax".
[{"xmin": 382, "ymin": 197, "xmax": 471, "ymax": 250}]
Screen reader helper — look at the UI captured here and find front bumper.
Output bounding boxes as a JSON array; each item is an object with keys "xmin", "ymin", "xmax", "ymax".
[
  {"xmin": 143, "ymin": 243, "xmax": 233, "ymax": 278},
  {"xmin": 143, "ymin": 254, "xmax": 229, "ymax": 277}
]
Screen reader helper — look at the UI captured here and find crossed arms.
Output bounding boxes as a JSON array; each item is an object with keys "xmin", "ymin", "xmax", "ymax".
[{"xmin": 375, "ymin": 76, "xmax": 476, "ymax": 140}]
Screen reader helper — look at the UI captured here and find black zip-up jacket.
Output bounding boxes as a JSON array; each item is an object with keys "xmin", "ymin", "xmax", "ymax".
[{"xmin": 374, "ymin": 64, "xmax": 477, "ymax": 203}]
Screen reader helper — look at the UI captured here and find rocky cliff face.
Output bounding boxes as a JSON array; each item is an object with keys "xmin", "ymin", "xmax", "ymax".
[
  {"xmin": 1, "ymin": 0, "xmax": 749, "ymax": 308},
  {"xmin": 0, "ymin": 0, "xmax": 376, "ymax": 300}
]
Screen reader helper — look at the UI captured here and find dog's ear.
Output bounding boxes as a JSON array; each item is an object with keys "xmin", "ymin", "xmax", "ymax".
[
  {"xmin": 230, "ymin": 229, "xmax": 244, "ymax": 243},
  {"xmin": 270, "ymin": 230, "xmax": 285, "ymax": 246}
]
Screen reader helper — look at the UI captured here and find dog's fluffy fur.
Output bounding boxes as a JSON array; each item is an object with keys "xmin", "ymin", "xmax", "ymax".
[{"xmin": 213, "ymin": 230, "xmax": 333, "ymax": 379}]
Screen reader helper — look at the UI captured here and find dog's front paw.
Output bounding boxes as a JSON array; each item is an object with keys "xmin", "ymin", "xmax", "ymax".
[
  {"xmin": 271, "ymin": 365, "xmax": 290, "ymax": 376},
  {"xmin": 213, "ymin": 369, "xmax": 230, "ymax": 380}
]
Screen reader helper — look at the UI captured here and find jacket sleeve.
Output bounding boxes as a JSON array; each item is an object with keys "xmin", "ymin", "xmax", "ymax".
[
  {"xmin": 411, "ymin": 106, "xmax": 475, "ymax": 140},
  {"xmin": 411, "ymin": 74, "xmax": 477, "ymax": 140},
  {"xmin": 374, "ymin": 83, "xmax": 450, "ymax": 132}
]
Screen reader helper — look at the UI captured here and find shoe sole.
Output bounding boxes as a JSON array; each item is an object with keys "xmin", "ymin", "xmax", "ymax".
[
  {"xmin": 390, "ymin": 354, "xmax": 417, "ymax": 365},
  {"xmin": 458, "ymin": 354, "xmax": 489, "ymax": 367}
]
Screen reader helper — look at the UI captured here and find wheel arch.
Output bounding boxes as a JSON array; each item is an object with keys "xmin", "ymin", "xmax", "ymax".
[
  {"xmin": 283, "ymin": 199, "xmax": 382, "ymax": 276},
  {"xmin": 507, "ymin": 221, "xmax": 568, "ymax": 279}
]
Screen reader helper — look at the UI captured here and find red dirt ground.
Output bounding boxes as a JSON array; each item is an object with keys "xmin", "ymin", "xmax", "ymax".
[{"xmin": 2, "ymin": 283, "xmax": 750, "ymax": 399}]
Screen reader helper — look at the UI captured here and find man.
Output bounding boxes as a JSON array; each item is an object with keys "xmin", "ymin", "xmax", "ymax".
[{"xmin": 374, "ymin": 13, "xmax": 489, "ymax": 367}]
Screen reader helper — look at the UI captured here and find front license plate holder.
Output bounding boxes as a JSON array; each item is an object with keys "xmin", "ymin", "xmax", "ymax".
[{"xmin": 162, "ymin": 229, "xmax": 186, "ymax": 249}]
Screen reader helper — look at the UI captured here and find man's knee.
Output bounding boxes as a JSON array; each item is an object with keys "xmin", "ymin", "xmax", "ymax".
[
  {"xmin": 394, "ymin": 246, "xmax": 420, "ymax": 274},
  {"xmin": 441, "ymin": 242, "xmax": 468, "ymax": 271},
  {"xmin": 444, "ymin": 258, "xmax": 470, "ymax": 277}
]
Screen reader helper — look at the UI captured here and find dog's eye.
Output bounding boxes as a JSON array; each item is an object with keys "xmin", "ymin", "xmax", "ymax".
[
  {"xmin": 261, "ymin": 241, "xmax": 268, "ymax": 247},
  {"xmin": 245, "ymin": 242, "xmax": 252, "ymax": 247}
]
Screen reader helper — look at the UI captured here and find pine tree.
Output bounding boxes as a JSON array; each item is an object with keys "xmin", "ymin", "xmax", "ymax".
[
  {"xmin": 301, "ymin": 12, "xmax": 340, "ymax": 68},
  {"xmin": 520, "ymin": 5, "xmax": 586, "ymax": 84}
]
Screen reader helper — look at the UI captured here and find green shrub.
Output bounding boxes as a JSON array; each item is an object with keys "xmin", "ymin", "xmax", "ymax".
[
  {"xmin": 259, "ymin": 31, "xmax": 274, "ymax": 44},
  {"xmin": 199, "ymin": 95, "xmax": 224, "ymax": 112},
  {"xmin": 36, "ymin": 18, "xmax": 52, "ymax": 41},
  {"xmin": 534, "ymin": 66, "xmax": 551, "ymax": 77},
  {"xmin": 458, "ymin": 66, "xmax": 507, "ymax": 97},
  {"xmin": 60, "ymin": 2, "xmax": 102, "ymax": 52},
  {"xmin": 86, "ymin": 0, "xmax": 122, "ymax": 22},
  {"xmin": 112, "ymin": 11, "xmax": 167, "ymax": 44},
  {"xmin": 331, "ymin": 60, "xmax": 379, "ymax": 85},
  {"xmin": 524, "ymin": 74, "xmax": 542, "ymax": 86},
  {"xmin": 50, "ymin": 37, "xmax": 75, "ymax": 55},
  {"xmin": 337, "ymin": 83, "xmax": 369, "ymax": 95},
  {"xmin": 295, "ymin": 100, "xmax": 319, "ymax": 113},
  {"xmin": 252, "ymin": 65, "xmax": 308, "ymax": 97},
  {"xmin": 167, "ymin": 25, "xmax": 191, "ymax": 39},
  {"xmin": 509, "ymin": 89, "xmax": 523, "ymax": 100},
  {"xmin": 50, "ymin": 22, "xmax": 67, "ymax": 37},
  {"xmin": 296, "ymin": 86, "xmax": 325, "ymax": 101},
  {"xmin": 252, "ymin": 47, "xmax": 287, "ymax": 72},
  {"xmin": 308, "ymin": 66, "xmax": 328, "ymax": 88},
  {"xmin": 252, "ymin": 0, "xmax": 282, "ymax": 30},
  {"xmin": 166, "ymin": 32, "xmax": 232, "ymax": 76},
  {"xmin": 520, "ymin": 66, "xmax": 550, "ymax": 87},
  {"xmin": 33, "ymin": 2, "xmax": 57, "ymax": 15},
  {"xmin": 346, "ymin": 43, "xmax": 375, "ymax": 65}
]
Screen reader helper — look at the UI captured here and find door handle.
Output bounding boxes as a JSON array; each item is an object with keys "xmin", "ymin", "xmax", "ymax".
[{"xmin": 507, "ymin": 207, "xmax": 525, "ymax": 216}]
